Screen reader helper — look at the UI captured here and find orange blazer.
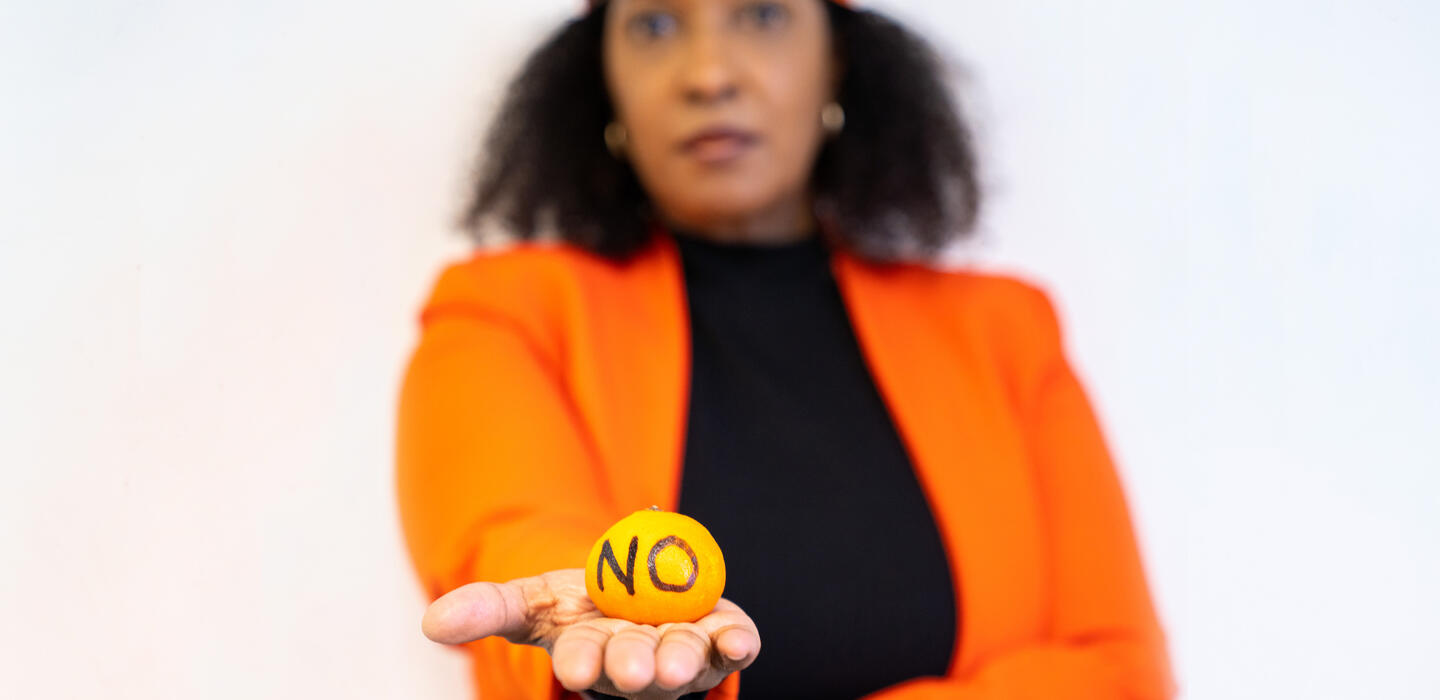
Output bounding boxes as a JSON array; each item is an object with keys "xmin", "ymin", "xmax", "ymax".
[{"xmin": 396, "ymin": 229, "xmax": 1175, "ymax": 699}]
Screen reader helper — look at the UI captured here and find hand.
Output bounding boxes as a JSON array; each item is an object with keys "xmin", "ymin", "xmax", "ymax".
[{"xmin": 422, "ymin": 568, "xmax": 761, "ymax": 700}]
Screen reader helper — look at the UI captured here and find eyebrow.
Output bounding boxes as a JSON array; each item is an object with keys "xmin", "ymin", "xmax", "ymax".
[{"xmin": 621, "ymin": 0, "xmax": 684, "ymax": 12}]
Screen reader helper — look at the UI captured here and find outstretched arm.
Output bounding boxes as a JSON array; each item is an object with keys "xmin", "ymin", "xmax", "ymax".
[
  {"xmin": 396, "ymin": 266, "xmax": 614, "ymax": 698},
  {"xmin": 395, "ymin": 264, "xmax": 749, "ymax": 699}
]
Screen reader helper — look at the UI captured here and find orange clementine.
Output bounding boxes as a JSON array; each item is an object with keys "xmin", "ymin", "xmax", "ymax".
[{"xmin": 584, "ymin": 507, "xmax": 726, "ymax": 625}]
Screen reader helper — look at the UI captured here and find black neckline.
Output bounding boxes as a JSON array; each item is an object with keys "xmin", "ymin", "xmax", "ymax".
[{"xmin": 670, "ymin": 229, "xmax": 831, "ymax": 282}]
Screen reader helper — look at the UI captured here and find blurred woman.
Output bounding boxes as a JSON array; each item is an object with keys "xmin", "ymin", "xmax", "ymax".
[{"xmin": 397, "ymin": 1, "xmax": 1174, "ymax": 698}]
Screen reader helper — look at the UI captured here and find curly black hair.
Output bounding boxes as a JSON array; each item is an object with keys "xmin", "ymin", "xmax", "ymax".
[{"xmin": 460, "ymin": 1, "xmax": 980, "ymax": 261}]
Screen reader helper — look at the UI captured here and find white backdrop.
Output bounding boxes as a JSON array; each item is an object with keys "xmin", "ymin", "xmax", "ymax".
[{"xmin": 2, "ymin": 1, "xmax": 1436, "ymax": 698}]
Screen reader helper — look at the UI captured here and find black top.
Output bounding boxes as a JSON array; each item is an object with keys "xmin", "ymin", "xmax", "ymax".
[{"xmin": 671, "ymin": 230, "xmax": 957, "ymax": 699}]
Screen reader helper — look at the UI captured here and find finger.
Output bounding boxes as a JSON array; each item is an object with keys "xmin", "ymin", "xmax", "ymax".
[
  {"xmin": 654, "ymin": 623, "xmax": 710, "ymax": 691},
  {"xmin": 551, "ymin": 622, "xmax": 613, "ymax": 692},
  {"xmin": 603, "ymin": 624, "xmax": 662, "ymax": 694},
  {"xmin": 421, "ymin": 581, "xmax": 532, "ymax": 645},
  {"xmin": 695, "ymin": 600, "xmax": 761, "ymax": 670},
  {"xmin": 712, "ymin": 625, "xmax": 760, "ymax": 669}
]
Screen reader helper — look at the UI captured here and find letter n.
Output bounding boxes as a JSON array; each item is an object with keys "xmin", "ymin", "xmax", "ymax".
[{"xmin": 596, "ymin": 536, "xmax": 638, "ymax": 596}]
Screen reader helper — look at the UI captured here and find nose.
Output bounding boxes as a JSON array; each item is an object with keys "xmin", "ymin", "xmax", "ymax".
[{"xmin": 678, "ymin": 29, "xmax": 739, "ymax": 105}]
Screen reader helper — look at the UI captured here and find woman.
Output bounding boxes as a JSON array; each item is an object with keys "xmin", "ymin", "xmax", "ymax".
[{"xmin": 397, "ymin": 0, "xmax": 1175, "ymax": 698}]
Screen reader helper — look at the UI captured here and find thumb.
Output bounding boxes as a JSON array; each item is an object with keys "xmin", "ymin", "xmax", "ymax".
[{"xmin": 422, "ymin": 580, "xmax": 535, "ymax": 645}]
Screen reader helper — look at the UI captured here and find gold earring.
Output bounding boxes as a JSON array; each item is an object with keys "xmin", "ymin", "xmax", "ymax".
[
  {"xmin": 605, "ymin": 122, "xmax": 629, "ymax": 157},
  {"xmin": 821, "ymin": 102, "xmax": 845, "ymax": 136}
]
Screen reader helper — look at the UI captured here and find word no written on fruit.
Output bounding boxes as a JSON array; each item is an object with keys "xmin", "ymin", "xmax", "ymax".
[{"xmin": 597, "ymin": 535, "xmax": 699, "ymax": 595}]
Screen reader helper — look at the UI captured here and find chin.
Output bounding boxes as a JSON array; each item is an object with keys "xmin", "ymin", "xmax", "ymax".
[
  {"xmin": 659, "ymin": 181, "xmax": 779, "ymax": 226},
  {"xmin": 667, "ymin": 201, "xmax": 768, "ymax": 230}
]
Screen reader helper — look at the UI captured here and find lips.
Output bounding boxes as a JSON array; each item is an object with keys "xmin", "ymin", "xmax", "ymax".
[{"xmin": 680, "ymin": 126, "xmax": 758, "ymax": 165}]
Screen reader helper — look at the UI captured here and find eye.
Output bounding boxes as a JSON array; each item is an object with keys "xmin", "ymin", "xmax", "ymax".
[
  {"xmin": 626, "ymin": 10, "xmax": 680, "ymax": 41},
  {"xmin": 738, "ymin": 1, "xmax": 790, "ymax": 30}
]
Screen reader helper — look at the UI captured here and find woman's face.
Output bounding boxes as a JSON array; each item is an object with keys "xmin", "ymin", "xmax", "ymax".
[{"xmin": 603, "ymin": 0, "xmax": 838, "ymax": 238}]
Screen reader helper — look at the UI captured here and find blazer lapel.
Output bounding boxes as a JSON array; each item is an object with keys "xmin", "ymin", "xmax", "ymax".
[
  {"xmin": 576, "ymin": 230, "xmax": 691, "ymax": 515},
  {"xmin": 830, "ymin": 250, "xmax": 1048, "ymax": 672}
]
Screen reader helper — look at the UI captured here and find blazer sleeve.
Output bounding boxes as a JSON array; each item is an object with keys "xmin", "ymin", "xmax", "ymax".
[
  {"xmin": 864, "ymin": 282, "xmax": 1177, "ymax": 700},
  {"xmin": 395, "ymin": 261, "xmax": 743, "ymax": 700},
  {"xmin": 395, "ymin": 262, "xmax": 615, "ymax": 699}
]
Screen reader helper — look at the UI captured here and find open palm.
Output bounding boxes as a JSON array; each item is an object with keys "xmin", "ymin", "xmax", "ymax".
[{"xmin": 422, "ymin": 568, "xmax": 761, "ymax": 700}]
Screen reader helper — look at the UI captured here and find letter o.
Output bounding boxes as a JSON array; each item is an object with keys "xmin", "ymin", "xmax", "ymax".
[{"xmin": 647, "ymin": 535, "xmax": 699, "ymax": 593}]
